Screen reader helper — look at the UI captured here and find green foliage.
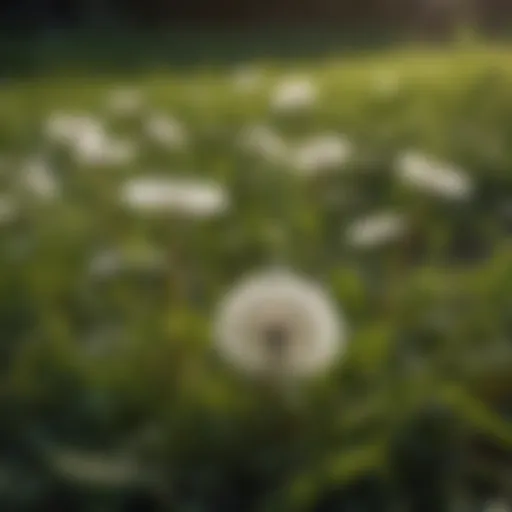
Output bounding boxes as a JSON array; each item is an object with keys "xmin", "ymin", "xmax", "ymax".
[{"xmin": 1, "ymin": 44, "xmax": 512, "ymax": 510}]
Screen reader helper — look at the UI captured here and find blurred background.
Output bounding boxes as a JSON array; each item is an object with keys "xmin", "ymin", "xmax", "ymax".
[
  {"xmin": 1, "ymin": 0, "xmax": 512, "ymax": 29},
  {"xmin": 2, "ymin": 1, "xmax": 512, "ymax": 511},
  {"xmin": 0, "ymin": 0, "xmax": 511, "ymax": 75}
]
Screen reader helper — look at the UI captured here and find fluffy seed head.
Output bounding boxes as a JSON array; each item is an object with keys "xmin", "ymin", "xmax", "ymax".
[
  {"xmin": 291, "ymin": 134, "xmax": 352, "ymax": 176},
  {"xmin": 396, "ymin": 150, "xmax": 473, "ymax": 201},
  {"xmin": 214, "ymin": 269, "xmax": 345, "ymax": 380},
  {"xmin": 120, "ymin": 176, "xmax": 229, "ymax": 218},
  {"xmin": 238, "ymin": 125, "xmax": 288, "ymax": 163},
  {"xmin": 145, "ymin": 114, "xmax": 188, "ymax": 149}
]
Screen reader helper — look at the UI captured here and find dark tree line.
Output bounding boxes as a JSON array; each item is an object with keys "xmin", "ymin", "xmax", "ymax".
[
  {"xmin": 0, "ymin": 0, "xmax": 511, "ymax": 32},
  {"xmin": 2, "ymin": 0, "xmax": 388, "ymax": 28}
]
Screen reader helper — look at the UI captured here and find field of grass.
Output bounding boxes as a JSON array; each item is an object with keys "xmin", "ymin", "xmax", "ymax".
[{"xmin": 1, "ymin": 43, "xmax": 512, "ymax": 510}]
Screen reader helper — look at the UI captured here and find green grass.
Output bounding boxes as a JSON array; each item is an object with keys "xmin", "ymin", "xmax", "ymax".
[{"xmin": 1, "ymin": 43, "xmax": 512, "ymax": 510}]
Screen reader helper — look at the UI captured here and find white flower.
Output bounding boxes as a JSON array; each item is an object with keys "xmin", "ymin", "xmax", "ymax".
[
  {"xmin": 121, "ymin": 176, "xmax": 229, "ymax": 218},
  {"xmin": 44, "ymin": 112, "xmax": 73, "ymax": 143},
  {"xmin": 72, "ymin": 124, "xmax": 106, "ymax": 163},
  {"xmin": 271, "ymin": 77, "xmax": 318, "ymax": 113},
  {"xmin": 395, "ymin": 151, "xmax": 473, "ymax": 200},
  {"xmin": 106, "ymin": 87, "xmax": 144, "ymax": 115},
  {"xmin": 345, "ymin": 211, "xmax": 408, "ymax": 249},
  {"xmin": 291, "ymin": 134, "xmax": 352, "ymax": 175},
  {"xmin": 46, "ymin": 113, "xmax": 136, "ymax": 166},
  {"xmin": 44, "ymin": 112, "xmax": 103, "ymax": 146},
  {"xmin": 214, "ymin": 269, "xmax": 345, "ymax": 379},
  {"xmin": 238, "ymin": 125, "xmax": 288, "ymax": 163},
  {"xmin": 73, "ymin": 130, "xmax": 137, "ymax": 167},
  {"xmin": 0, "ymin": 195, "xmax": 17, "ymax": 225},
  {"xmin": 22, "ymin": 158, "xmax": 59, "ymax": 199},
  {"xmin": 232, "ymin": 66, "xmax": 262, "ymax": 93},
  {"xmin": 145, "ymin": 114, "xmax": 188, "ymax": 149}
]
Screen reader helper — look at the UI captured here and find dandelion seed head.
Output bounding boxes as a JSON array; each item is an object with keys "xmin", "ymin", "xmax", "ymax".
[
  {"xmin": 346, "ymin": 211, "xmax": 408, "ymax": 249},
  {"xmin": 396, "ymin": 150, "xmax": 473, "ymax": 200},
  {"xmin": 69, "ymin": 119, "xmax": 110, "ymax": 165},
  {"xmin": 291, "ymin": 134, "xmax": 352, "ymax": 175},
  {"xmin": 238, "ymin": 125, "xmax": 288, "ymax": 163},
  {"xmin": 72, "ymin": 126, "xmax": 137, "ymax": 166},
  {"xmin": 44, "ymin": 112, "xmax": 74, "ymax": 143},
  {"xmin": 214, "ymin": 270, "xmax": 344, "ymax": 379},
  {"xmin": 145, "ymin": 114, "xmax": 188, "ymax": 149},
  {"xmin": 121, "ymin": 176, "xmax": 229, "ymax": 218},
  {"xmin": 44, "ymin": 112, "xmax": 103, "ymax": 146}
]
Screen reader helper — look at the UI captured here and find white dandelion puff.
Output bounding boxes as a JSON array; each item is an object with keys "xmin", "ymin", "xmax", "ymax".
[
  {"xmin": 238, "ymin": 125, "xmax": 288, "ymax": 163},
  {"xmin": 395, "ymin": 150, "xmax": 473, "ymax": 201},
  {"xmin": 120, "ymin": 176, "xmax": 229, "ymax": 218},
  {"xmin": 291, "ymin": 134, "xmax": 353, "ymax": 176},
  {"xmin": 44, "ymin": 112, "xmax": 75, "ymax": 143},
  {"xmin": 44, "ymin": 112, "xmax": 103, "ymax": 146},
  {"xmin": 271, "ymin": 77, "xmax": 318, "ymax": 113},
  {"xmin": 65, "ymin": 118, "xmax": 112, "ymax": 165},
  {"xmin": 145, "ymin": 114, "xmax": 188, "ymax": 149},
  {"xmin": 72, "ymin": 124, "xmax": 106, "ymax": 163},
  {"xmin": 48, "ymin": 114, "xmax": 136, "ymax": 166},
  {"xmin": 22, "ymin": 158, "xmax": 60, "ymax": 199},
  {"xmin": 72, "ymin": 128, "xmax": 137, "ymax": 167},
  {"xmin": 214, "ymin": 269, "xmax": 345, "ymax": 379},
  {"xmin": 105, "ymin": 87, "xmax": 144, "ymax": 116},
  {"xmin": 345, "ymin": 211, "xmax": 408, "ymax": 249}
]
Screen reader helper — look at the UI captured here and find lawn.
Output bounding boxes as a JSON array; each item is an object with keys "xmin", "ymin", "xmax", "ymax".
[{"xmin": 1, "ymin": 42, "xmax": 512, "ymax": 510}]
